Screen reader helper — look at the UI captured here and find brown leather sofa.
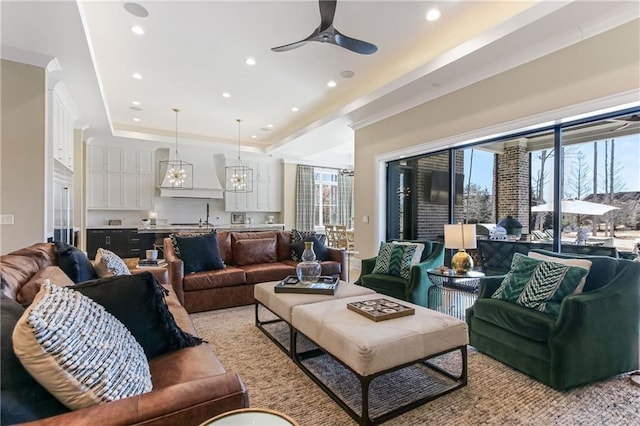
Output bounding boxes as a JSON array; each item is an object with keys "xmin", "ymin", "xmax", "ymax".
[
  {"xmin": 1, "ymin": 242, "xmax": 249, "ymax": 425},
  {"xmin": 165, "ymin": 230, "xmax": 347, "ymax": 313}
]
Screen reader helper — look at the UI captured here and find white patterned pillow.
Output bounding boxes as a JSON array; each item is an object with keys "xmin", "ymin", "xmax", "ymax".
[
  {"xmin": 94, "ymin": 247, "xmax": 131, "ymax": 277},
  {"xmin": 12, "ymin": 281, "xmax": 152, "ymax": 410}
]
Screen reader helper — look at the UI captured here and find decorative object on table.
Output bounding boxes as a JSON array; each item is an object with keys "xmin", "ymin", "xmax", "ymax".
[
  {"xmin": 141, "ymin": 218, "xmax": 150, "ymax": 228},
  {"xmin": 159, "ymin": 108, "xmax": 193, "ymax": 190},
  {"xmin": 274, "ymin": 275, "xmax": 338, "ymax": 295},
  {"xmin": 231, "ymin": 212, "xmax": 246, "ymax": 224},
  {"xmin": 145, "ymin": 249, "xmax": 158, "ymax": 261},
  {"xmin": 496, "ymin": 215, "xmax": 523, "ymax": 240},
  {"xmin": 296, "ymin": 241, "xmax": 322, "ymax": 283},
  {"xmin": 149, "ymin": 210, "xmax": 157, "ymax": 226},
  {"xmin": 266, "ymin": 215, "xmax": 275, "ymax": 224},
  {"xmin": 346, "ymin": 298, "xmax": 415, "ymax": 321},
  {"xmin": 225, "ymin": 119, "xmax": 253, "ymax": 193},
  {"xmin": 444, "ymin": 223, "xmax": 477, "ymax": 274}
]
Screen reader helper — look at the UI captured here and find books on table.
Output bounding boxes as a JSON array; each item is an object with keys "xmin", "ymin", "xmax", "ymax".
[
  {"xmin": 136, "ymin": 259, "xmax": 167, "ymax": 268},
  {"xmin": 274, "ymin": 275, "xmax": 339, "ymax": 295}
]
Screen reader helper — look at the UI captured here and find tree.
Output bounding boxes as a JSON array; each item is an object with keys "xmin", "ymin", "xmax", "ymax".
[
  {"xmin": 565, "ymin": 150, "xmax": 591, "ymax": 199},
  {"xmin": 463, "ymin": 183, "xmax": 494, "ymax": 223}
]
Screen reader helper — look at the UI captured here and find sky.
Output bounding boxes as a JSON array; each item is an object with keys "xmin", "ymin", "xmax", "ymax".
[{"xmin": 463, "ymin": 133, "xmax": 640, "ymax": 198}]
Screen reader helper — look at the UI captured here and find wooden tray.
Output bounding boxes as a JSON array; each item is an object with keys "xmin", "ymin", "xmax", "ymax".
[{"xmin": 347, "ymin": 298, "xmax": 415, "ymax": 322}]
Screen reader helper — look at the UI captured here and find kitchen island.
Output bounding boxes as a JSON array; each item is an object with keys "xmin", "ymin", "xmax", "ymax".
[{"xmin": 86, "ymin": 224, "xmax": 285, "ymax": 259}]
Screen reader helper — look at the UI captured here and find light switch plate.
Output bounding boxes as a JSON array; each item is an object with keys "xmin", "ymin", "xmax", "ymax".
[{"xmin": 0, "ymin": 214, "xmax": 15, "ymax": 225}]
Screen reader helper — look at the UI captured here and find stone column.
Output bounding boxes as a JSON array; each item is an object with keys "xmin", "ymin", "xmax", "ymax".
[{"xmin": 496, "ymin": 139, "xmax": 530, "ymax": 234}]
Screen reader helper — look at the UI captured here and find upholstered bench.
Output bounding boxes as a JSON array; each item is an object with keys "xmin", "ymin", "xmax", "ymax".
[
  {"xmin": 290, "ymin": 294, "xmax": 469, "ymax": 425},
  {"xmin": 254, "ymin": 280, "xmax": 375, "ymax": 355}
]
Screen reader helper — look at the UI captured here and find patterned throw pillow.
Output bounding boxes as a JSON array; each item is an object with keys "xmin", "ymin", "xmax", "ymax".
[
  {"xmin": 12, "ymin": 281, "xmax": 152, "ymax": 410},
  {"xmin": 492, "ymin": 253, "xmax": 589, "ymax": 318},
  {"xmin": 94, "ymin": 248, "xmax": 131, "ymax": 277},
  {"xmin": 372, "ymin": 242, "xmax": 417, "ymax": 280},
  {"xmin": 290, "ymin": 229, "xmax": 327, "ymax": 261}
]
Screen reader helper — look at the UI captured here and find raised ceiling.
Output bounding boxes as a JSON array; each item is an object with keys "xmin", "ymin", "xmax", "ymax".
[{"xmin": 1, "ymin": 1, "xmax": 638, "ymax": 167}]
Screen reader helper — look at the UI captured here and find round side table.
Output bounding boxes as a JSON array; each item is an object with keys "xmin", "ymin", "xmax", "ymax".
[
  {"xmin": 200, "ymin": 408, "xmax": 299, "ymax": 426},
  {"xmin": 426, "ymin": 269, "xmax": 485, "ymax": 320}
]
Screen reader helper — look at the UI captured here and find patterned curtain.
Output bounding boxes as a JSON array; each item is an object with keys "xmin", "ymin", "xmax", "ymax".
[
  {"xmin": 337, "ymin": 172, "xmax": 354, "ymax": 229},
  {"xmin": 295, "ymin": 165, "xmax": 315, "ymax": 230}
]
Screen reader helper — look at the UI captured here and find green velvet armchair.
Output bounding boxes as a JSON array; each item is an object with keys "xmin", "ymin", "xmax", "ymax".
[
  {"xmin": 466, "ymin": 249, "xmax": 640, "ymax": 390},
  {"xmin": 355, "ymin": 241, "xmax": 444, "ymax": 307}
]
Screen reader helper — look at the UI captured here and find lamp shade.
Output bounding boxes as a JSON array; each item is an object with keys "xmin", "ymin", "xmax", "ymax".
[{"xmin": 444, "ymin": 224, "xmax": 477, "ymax": 250}]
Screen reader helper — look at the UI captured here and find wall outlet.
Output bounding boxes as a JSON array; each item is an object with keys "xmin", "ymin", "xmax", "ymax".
[
  {"xmin": 0, "ymin": 214, "xmax": 15, "ymax": 225},
  {"xmin": 362, "ymin": 215, "xmax": 369, "ymax": 223}
]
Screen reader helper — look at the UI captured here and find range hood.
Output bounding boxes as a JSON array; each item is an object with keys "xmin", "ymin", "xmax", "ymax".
[{"xmin": 158, "ymin": 149, "xmax": 225, "ymax": 199}]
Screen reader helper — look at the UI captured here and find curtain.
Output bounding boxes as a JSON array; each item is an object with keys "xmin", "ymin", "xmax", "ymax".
[
  {"xmin": 295, "ymin": 165, "xmax": 315, "ymax": 230},
  {"xmin": 338, "ymin": 172, "xmax": 354, "ymax": 229}
]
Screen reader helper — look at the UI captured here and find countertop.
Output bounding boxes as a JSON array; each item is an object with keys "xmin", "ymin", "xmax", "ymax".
[{"xmin": 87, "ymin": 224, "xmax": 285, "ymax": 233}]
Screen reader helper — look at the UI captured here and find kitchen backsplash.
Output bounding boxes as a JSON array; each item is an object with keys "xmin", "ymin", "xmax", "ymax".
[{"xmin": 86, "ymin": 197, "xmax": 280, "ymax": 227}]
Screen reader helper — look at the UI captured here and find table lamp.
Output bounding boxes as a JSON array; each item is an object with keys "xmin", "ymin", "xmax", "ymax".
[{"xmin": 444, "ymin": 223, "xmax": 477, "ymax": 274}]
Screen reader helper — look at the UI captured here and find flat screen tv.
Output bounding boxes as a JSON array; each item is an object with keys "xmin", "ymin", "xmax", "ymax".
[{"xmin": 428, "ymin": 171, "xmax": 464, "ymax": 205}]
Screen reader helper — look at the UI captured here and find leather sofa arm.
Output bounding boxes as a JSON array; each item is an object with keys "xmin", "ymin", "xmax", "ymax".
[
  {"xmin": 326, "ymin": 247, "xmax": 347, "ymax": 281},
  {"xmin": 19, "ymin": 373, "xmax": 249, "ymax": 426},
  {"xmin": 163, "ymin": 238, "xmax": 185, "ymax": 305}
]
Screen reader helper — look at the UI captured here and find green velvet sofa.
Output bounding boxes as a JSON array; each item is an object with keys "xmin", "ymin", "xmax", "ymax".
[
  {"xmin": 466, "ymin": 249, "xmax": 640, "ymax": 390},
  {"xmin": 355, "ymin": 241, "xmax": 444, "ymax": 307}
]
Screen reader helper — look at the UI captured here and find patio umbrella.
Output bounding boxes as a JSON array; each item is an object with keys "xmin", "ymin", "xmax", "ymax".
[{"xmin": 531, "ymin": 199, "xmax": 619, "ymax": 216}]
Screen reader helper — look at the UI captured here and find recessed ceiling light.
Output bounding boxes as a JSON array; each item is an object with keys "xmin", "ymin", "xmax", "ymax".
[
  {"xmin": 124, "ymin": 3, "xmax": 149, "ymax": 18},
  {"xmin": 267, "ymin": 124, "xmax": 274, "ymax": 128},
  {"xmin": 130, "ymin": 25, "xmax": 144, "ymax": 35},
  {"xmin": 132, "ymin": 117, "xmax": 141, "ymax": 122},
  {"xmin": 132, "ymin": 73, "xmax": 142, "ymax": 80},
  {"xmin": 251, "ymin": 135, "xmax": 257, "ymax": 139},
  {"xmin": 130, "ymin": 106, "xmax": 142, "ymax": 111},
  {"xmin": 131, "ymin": 100, "xmax": 141, "ymax": 106},
  {"xmin": 426, "ymin": 8, "xmax": 441, "ymax": 21},
  {"xmin": 222, "ymin": 92, "xmax": 231, "ymax": 98},
  {"xmin": 327, "ymin": 80, "xmax": 337, "ymax": 88},
  {"xmin": 245, "ymin": 57, "xmax": 256, "ymax": 66},
  {"xmin": 340, "ymin": 70, "xmax": 355, "ymax": 78},
  {"xmin": 291, "ymin": 107, "xmax": 299, "ymax": 112}
]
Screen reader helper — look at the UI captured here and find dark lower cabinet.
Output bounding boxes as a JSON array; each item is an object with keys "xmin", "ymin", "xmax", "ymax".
[{"xmin": 86, "ymin": 228, "xmax": 140, "ymax": 260}]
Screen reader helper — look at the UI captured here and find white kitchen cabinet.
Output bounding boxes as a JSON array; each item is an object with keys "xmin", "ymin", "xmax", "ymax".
[
  {"xmin": 224, "ymin": 160, "xmax": 282, "ymax": 212},
  {"xmin": 50, "ymin": 82, "xmax": 79, "ymax": 172},
  {"xmin": 87, "ymin": 145, "xmax": 155, "ymax": 210}
]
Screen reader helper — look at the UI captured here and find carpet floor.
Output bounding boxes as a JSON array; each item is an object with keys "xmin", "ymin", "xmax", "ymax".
[{"xmin": 191, "ymin": 305, "xmax": 640, "ymax": 425}]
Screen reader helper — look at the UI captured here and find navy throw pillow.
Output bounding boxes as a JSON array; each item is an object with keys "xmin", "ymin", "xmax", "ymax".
[
  {"xmin": 291, "ymin": 235, "xmax": 331, "ymax": 262},
  {"xmin": 172, "ymin": 232, "xmax": 225, "ymax": 274},
  {"xmin": 1, "ymin": 298, "xmax": 69, "ymax": 423},
  {"xmin": 54, "ymin": 241, "xmax": 97, "ymax": 283},
  {"xmin": 72, "ymin": 272, "xmax": 202, "ymax": 359}
]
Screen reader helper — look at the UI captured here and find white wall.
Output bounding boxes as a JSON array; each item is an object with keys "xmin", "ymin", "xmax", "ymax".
[
  {"xmin": 353, "ymin": 19, "xmax": 640, "ymax": 259},
  {"xmin": 0, "ymin": 60, "xmax": 47, "ymax": 254}
]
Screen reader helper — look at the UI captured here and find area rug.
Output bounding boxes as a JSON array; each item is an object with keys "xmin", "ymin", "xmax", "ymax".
[{"xmin": 191, "ymin": 305, "xmax": 640, "ymax": 425}]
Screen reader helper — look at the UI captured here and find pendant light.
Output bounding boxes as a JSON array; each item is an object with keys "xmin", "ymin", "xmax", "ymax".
[
  {"xmin": 225, "ymin": 119, "xmax": 253, "ymax": 193},
  {"xmin": 159, "ymin": 108, "xmax": 193, "ymax": 189}
]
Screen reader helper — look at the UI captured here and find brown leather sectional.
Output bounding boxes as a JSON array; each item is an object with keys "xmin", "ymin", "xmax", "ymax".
[
  {"xmin": 165, "ymin": 230, "xmax": 347, "ymax": 313},
  {"xmin": 1, "ymin": 242, "xmax": 249, "ymax": 424}
]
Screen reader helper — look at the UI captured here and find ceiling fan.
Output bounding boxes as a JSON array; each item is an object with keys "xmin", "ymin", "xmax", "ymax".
[{"xmin": 271, "ymin": 0, "xmax": 377, "ymax": 55}]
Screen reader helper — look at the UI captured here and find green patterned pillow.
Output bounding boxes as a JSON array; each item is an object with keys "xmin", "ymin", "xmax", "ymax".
[
  {"xmin": 492, "ymin": 253, "xmax": 589, "ymax": 318},
  {"xmin": 372, "ymin": 242, "xmax": 417, "ymax": 280}
]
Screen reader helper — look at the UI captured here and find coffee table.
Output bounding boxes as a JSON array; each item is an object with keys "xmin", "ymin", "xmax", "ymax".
[
  {"xmin": 291, "ymin": 294, "xmax": 468, "ymax": 425},
  {"xmin": 254, "ymin": 280, "xmax": 376, "ymax": 356}
]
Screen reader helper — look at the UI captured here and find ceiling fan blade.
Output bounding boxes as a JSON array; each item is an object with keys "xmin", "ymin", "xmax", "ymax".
[
  {"xmin": 319, "ymin": 0, "xmax": 337, "ymax": 30},
  {"xmin": 271, "ymin": 27, "xmax": 321, "ymax": 52},
  {"xmin": 334, "ymin": 31, "xmax": 377, "ymax": 55},
  {"xmin": 271, "ymin": 39, "xmax": 311, "ymax": 52}
]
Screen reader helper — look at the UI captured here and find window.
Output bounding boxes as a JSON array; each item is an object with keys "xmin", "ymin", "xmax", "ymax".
[{"xmin": 314, "ymin": 168, "xmax": 338, "ymax": 226}]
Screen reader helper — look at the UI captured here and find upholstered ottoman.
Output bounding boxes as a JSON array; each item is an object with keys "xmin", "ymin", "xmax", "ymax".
[
  {"xmin": 290, "ymin": 293, "xmax": 469, "ymax": 425},
  {"xmin": 254, "ymin": 280, "xmax": 376, "ymax": 355}
]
